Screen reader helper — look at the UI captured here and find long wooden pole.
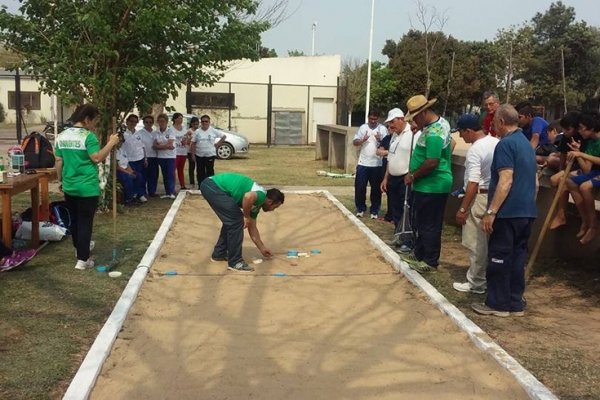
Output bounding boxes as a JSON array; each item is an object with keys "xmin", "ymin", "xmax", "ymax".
[
  {"xmin": 526, "ymin": 158, "xmax": 574, "ymax": 280},
  {"xmin": 561, "ymin": 46, "xmax": 568, "ymax": 114}
]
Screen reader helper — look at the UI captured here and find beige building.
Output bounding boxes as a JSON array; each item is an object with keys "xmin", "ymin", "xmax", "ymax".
[
  {"xmin": 0, "ymin": 70, "xmax": 56, "ymax": 126},
  {"xmin": 1, "ymin": 55, "xmax": 341, "ymax": 144},
  {"xmin": 168, "ymin": 55, "xmax": 341, "ymax": 144}
]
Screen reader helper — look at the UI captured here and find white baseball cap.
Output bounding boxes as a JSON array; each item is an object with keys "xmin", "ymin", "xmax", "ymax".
[{"xmin": 384, "ymin": 108, "xmax": 405, "ymax": 123}]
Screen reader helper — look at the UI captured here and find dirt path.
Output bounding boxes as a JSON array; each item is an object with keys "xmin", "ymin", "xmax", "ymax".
[{"xmin": 90, "ymin": 194, "xmax": 529, "ymax": 399}]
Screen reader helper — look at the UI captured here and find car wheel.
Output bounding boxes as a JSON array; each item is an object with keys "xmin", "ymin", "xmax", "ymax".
[{"xmin": 217, "ymin": 142, "xmax": 234, "ymax": 160}]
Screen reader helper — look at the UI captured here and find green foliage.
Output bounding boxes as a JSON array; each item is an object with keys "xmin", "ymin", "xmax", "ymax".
[
  {"xmin": 380, "ymin": 1, "xmax": 600, "ymax": 117},
  {"xmin": 287, "ymin": 49, "xmax": 305, "ymax": 57},
  {"xmin": 260, "ymin": 46, "xmax": 278, "ymax": 58},
  {"xmin": 0, "ymin": 102, "xmax": 5, "ymax": 123},
  {"xmin": 0, "ymin": 1, "xmax": 270, "ymax": 141}
]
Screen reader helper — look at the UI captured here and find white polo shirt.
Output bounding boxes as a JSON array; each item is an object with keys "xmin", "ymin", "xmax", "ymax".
[
  {"xmin": 463, "ymin": 134, "xmax": 499, "ymax": 190},
  {"xmin": 387, "ymin": 124, "xmax": 422, "ymax": 176},
  {"xmin": 140, "ymin": 128, "xmax": 157, "ymax": 158},
  {"xmin": 354, "ymin": 123, "xmax": 388, "ymax": 167},
  {"xmin": 123, "ymin": 129, "xmax": 145, "ymax": 162}
]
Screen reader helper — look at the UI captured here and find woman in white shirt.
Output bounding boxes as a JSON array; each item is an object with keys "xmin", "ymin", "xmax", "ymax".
[
  {"xmin": 190, "ymin": 115, "xmax": 225, "ymax": 187},
  {"xmin": 153, "ymin": 113, "xmax": 176, "ymax": 199},
  {"xmin": 140, "ymin": 115, "xmax": 159, "ymax": 197},
  {"xmin": 171, "ymin": 112, "xmax": 189, "ymax": 190}
]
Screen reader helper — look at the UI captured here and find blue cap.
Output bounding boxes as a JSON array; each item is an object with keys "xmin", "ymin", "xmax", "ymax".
[{"xmin": 453, "ymin": 114, "xmax": 482, "ymax": 132}]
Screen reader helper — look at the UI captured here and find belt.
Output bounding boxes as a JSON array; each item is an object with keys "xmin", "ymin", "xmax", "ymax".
[{"xmin": 478, "ymin": 188, "xmax": 489, "ymax": 194}]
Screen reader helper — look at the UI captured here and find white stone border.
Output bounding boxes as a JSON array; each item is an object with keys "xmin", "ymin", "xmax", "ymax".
[
  {"xmin": 62, "ymin": 191, "xmax": 187, "ymax": 400},
  {"xmin": 308, "ymin": 189, "xmax": 557, "ymax": 400},
  {"xmin": 63, "ymin": 189, "xmax": 557, "ymax": 400}
]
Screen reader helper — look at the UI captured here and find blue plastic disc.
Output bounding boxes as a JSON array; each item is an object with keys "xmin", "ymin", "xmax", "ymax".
[
  {"xmin": 164, "ymin": 271, "xmax": 178, "ymax": 276},
  {"xmin": 96, "ymin": 265, "xmax": 108, "ymax": 272},
  {"xmin": 310, "ymin": 249, "xmax": 321, "ymax": 254},
  {"xmin": 273, "ymin": 272, "xmax": 287, "ymax": 277}
]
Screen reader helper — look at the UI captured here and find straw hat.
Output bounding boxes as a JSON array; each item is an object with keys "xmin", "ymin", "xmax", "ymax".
[{"xmin": 405, "ymin": 95, "xmax": 437, "ymax": 122}]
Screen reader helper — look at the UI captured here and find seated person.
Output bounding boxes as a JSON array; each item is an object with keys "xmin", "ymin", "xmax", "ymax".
[
  {"xmin": 116, "ymin": 135, "xmax": 137, "ymax": 205},
  {"xmin": 516, "ymin": 101, "xmax": 552, "ymax": 161},
  {"xmin": 564, "ymin": 111, "xmax": 600, "ymax": 244},
  {"xmin": 549, "ymin": 111, "xmax": 583, "ymax": 229},
  {"xmin": 537, "ymin": 119, "xmax": 561, "ymax": 169}
]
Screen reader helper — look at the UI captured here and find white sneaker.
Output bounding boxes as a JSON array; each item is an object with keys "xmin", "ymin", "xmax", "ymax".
[
  {"xmin": 168, "ymin": 194, "xmax": 176, "ymax": 199},
  {"xmin": 453, "ymin": 281, "xmax": 485, "ymax": 294},
  {"xmin": 356, "ymin": 211, "xmax": 364, "ymax": 218},
  {"xmin": 74, "ymin": 259, "xmax": 94, "ymax": 270},
  {"xmin": 138, "ymin": 195, "xmax": 148, "ymax": 203},
  {"xmin": 370, "ymin": 214, "xmax": 378, "ymax": 219},
  {"xmin": 160, "ymin": 194, "xmax": 170, "ymax": 199}
]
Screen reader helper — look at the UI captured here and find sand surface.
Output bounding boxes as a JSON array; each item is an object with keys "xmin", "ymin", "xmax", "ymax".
[{"xmin": 90, "ymin": 194, "xmax": 529, "ymax": 400}]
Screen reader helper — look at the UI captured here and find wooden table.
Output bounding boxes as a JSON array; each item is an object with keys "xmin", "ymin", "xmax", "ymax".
[
  {"xmin": 35, "ymin": 168, "xmax": 58, "ymax": 221},
  {"xmin": 0, "ymin": 173, "xmax": 41, "ymax": 249}
]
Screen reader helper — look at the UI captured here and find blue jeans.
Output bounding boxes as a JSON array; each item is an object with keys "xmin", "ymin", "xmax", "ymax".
[
  {"xmin": 354, "ymin": 165, "xmax": 383, "ymax": 214},
  {"xmin": 200, "ymin": 178, "xmax": 245, "ymax": 267},
  {"xmin": 129, "ymin": 159, "xmax": 146, "ymax": 197},
  {"xmin": 387, "ymin": 174, "xmax": 407, "ymax": 227},
  {"xmin": 117, "ymin": 170, "xmax": 136, "ymax": 203},
  {"xmin": 158, "ymin": 158, "xmax": 175, "ymax": 195},
  {"xmin": 145, "ymin": 157, "xmax": 159, "ymax": 195},
  {"xmin": 485, "ymin": 218, "xmax": 534, "ymax": 312},
  {"xmin": 412, "ymin": 191, "xmax": 448, "ymax": 267}
]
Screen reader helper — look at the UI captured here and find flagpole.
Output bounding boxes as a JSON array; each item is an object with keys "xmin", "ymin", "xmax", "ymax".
[{"xmin": 364, "ymin": 0, "xmax": 375, "ymax": 123}]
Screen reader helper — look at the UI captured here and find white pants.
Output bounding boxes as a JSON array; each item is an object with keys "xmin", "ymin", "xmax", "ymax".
[{"xmin": 461, "ymin": 194, "xmax": 488, "ymax": 290}]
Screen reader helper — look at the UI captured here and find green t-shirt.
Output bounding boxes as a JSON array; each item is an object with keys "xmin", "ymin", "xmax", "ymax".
[
  {"xmin": 409, "ymin": 117, "xmax": 453, "ymax": 194},
  {"xmin": 54, "ymin": 127, "xmax": 101, "ymax": 197},
  {"xmin": 585, "ymin": 137, "xmax": 600, "ymax": 170},
  {"xmin": 211, "ymin": 173, "xmax": 267, "ymax": 219}
]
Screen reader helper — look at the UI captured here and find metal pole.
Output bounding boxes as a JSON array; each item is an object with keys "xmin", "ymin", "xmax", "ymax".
[
  {"xmin": 228, "ymin": 82, "xmax": 232, "ymax": 130},
  {"xmin": 15, "ymin": 68, "xmax": 22, "ymax": 143},
  {"xmin": 266, "ymin": 75, "xmax": 272, "ymax": 147},
  {"xmin": 306, "ymin": 85, "xmax": 311, "ymax": 144},
  {"xmin": 311, "ymin": 22, "xmax": 317, "ymax": 56},
  {"xmin": 364, "ymin": 0, "xmax": 375, "ymax": 123}
]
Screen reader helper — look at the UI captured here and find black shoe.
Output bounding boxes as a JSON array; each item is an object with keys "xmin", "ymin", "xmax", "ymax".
[{"xmin": 227, "ymin": 261, "xmax": 254, "ymax": 272}]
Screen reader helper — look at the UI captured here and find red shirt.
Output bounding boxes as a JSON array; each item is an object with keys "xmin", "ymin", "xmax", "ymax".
[{"xmin": 483, "ymin": 112, "xmax": 497, "ymax": 137}]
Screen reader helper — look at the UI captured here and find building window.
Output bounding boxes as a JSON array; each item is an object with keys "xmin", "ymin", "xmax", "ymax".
[
  {"xmin": 188, "ymin": 92, "xmax": 235, "ymax": 109},
  {"xmin": 8, "ymin": 91, "xmax": 41, "ymax": 110}
]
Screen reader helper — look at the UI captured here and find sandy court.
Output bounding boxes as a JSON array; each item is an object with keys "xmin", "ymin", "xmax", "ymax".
[{"xmin": 90, "ymin": 194, "xmax": 529, "ymax": 399}]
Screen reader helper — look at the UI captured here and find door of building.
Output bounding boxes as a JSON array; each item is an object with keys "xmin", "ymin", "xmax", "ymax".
[{"xmin": 312, "ymin": 98, "xmax": 335, "ymax": 143}]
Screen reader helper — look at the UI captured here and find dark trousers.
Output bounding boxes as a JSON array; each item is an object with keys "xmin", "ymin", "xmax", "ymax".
[
  {"xmin": 187, "ymin": 152, "xmax": 196, "ymax": 185},
  {"xmin": 200, "ymin": 178, "xmax": 244, "ymax": 267},
  {"xmin": 117, "ymin": 170, "xmax": 135, "ymax": 203},
  {"xmin": 64, "ymin": 194, "xmax": 98, "ymax": 262},
  {"xmin": 158, "ymin": 158, "xmax": 175, "ymax": 195},
  {"xmin": 354, "ymin": 165, "xmax": 383, "ymax": 214},
  {"xmin": 145, "ymin": 157, "xmax": 159, "ymax": 195},
  {"xmin": 129, "ymin": 159, "xmax": 146, "ymax": 197},
  {"xmin": 412, "ymin": 191, "xmax": 448, "ymax": 267},
  {"xmin": 196, "ymin": 156, "xmax": 216, "ymax": 188},
  {"xmin": 387, "ymin": 174, "xmax": 407, "ymax": 227},
  {"xmin": 485, "ymin": 218, "xmax": 534, "ymax": 312}
]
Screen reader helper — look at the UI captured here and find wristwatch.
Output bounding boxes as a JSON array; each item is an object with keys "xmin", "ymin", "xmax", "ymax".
[
  {"xmin": 459, "ymin": 207, "xmax": 467, "ymax": 213},
  {"xmin": 485, "ymin": 208, "xmax": 496, "ymax": 216}
]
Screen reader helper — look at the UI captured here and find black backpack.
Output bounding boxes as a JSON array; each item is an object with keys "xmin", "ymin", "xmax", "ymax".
[{"xmin": 21, "ymin": 132, "xmax": 56, "ymax": 169}]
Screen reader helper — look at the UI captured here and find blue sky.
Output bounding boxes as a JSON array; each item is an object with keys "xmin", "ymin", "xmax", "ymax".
[
  {"xmin": 2, "ymin": 0, "xmax": 600, "ymax": 62},
  {"xmin": 259, "ymin": 0, "xmax": 600, "ymax": 61}
]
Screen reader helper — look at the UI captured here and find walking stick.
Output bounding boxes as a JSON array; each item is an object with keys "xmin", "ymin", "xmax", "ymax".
[
  {"xmin": 525, "ymin": 158, "xmax": 574, "ymax": 281},
  {"xmin": 108, "ymin": 116, "xmax": 118, "ymax": 271}
]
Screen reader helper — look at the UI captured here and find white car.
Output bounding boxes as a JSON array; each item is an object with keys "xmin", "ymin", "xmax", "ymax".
[{"xmin": 134, "ymin": 113, "xmax": 249, "ymax": 160}]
